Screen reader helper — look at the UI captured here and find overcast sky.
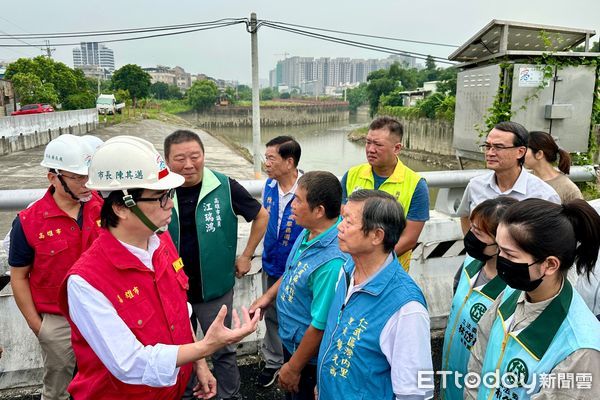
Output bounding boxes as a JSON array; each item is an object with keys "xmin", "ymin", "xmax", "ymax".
[{"xmin": 1, "ymin": 0, "xmax": 599, "ymax": 84}]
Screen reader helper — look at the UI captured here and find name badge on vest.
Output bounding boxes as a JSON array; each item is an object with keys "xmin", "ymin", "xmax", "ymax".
[{"xmin": 172, "ymin": 257, "xmax": 184, "ymax": 272}]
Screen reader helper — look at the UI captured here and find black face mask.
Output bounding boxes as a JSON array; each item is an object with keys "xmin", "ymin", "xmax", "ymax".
[
  {"xmin": 463, "ymin": 230, "xmax": 495, "ymax": 262},
  {"xmin": 496, "ymin": 255, "xmax": 544, "ymax": 291}
]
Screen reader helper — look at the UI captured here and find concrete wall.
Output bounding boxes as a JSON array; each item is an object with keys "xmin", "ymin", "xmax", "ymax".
[
  {"xmin": 0, "ymin": 110, "xmax": 98, "ymax": 155},
  {"xmin": 182, "ymin": 103, "xmax": 349, "ymax": 127},
  {"xmin": 400, "ymin": 118, "xmax": 455, "ymax": 156}
]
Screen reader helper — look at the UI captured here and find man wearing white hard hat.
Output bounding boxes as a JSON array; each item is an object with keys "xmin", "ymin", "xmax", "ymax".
[
  {"xmin": 9, "ymin": 134, "xmax": 103, "ymax": 400},
  {"xmin": 58, "ymin": 136, "xmax": 260, "ymax": 399}
]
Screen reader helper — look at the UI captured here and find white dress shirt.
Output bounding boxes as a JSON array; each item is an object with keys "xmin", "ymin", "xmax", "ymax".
[
  {"xmin": 67, "ymin": 234, "xmax": 188, "ymax": 387},
  {"xmin": 456, "ymin": 168, "xmax": 560, "ymax": 217},
  {"xmin": 344, "ymin": 253, "xmax": 434, "ymax": 400}
]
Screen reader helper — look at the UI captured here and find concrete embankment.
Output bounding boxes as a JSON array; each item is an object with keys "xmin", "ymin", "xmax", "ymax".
[
  {"xmin": 181, "ymin": 102, "xmax": 350, "ymax": 128},
  {"xmin": 0, "ymin": 119, "xmax": 454, "ymax": 399},
  {"xmin": 0, "ymin": 110, "xmax": 98, "ymax": 156}
]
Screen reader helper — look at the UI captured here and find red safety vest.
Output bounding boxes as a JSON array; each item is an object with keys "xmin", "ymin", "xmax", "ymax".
[
  {"xmin": 58, "ymin": 230, "xmax": 193, "ymax": 400},
  {"xmin": 19, "ymin": 188, "xmax": 103, "ymax": 314}
]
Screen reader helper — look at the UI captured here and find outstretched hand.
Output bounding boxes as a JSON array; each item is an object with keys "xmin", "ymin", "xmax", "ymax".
[{"xmin": 203, "ymin": 305, "xmax": 260, "ymax": 354}]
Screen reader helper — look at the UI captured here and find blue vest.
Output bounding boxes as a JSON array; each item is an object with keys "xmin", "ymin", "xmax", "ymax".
[
  {"xmin": 262, "ymin": 178, "xmax": 303, "ymax": 278},
  {"xmin": 441, "ymin": 256, "xmax": 507, "ymax": 400},
  {"xmin": 276, "ymin": 219, "xmax": 346, "ymax": 359},
  {"xmin": 478, "ymin": 281, "xmax": 600, "ymax": 399},
  {"xmin": 317, "ymin": 255, "xmax": 427, "ymax": 400}
]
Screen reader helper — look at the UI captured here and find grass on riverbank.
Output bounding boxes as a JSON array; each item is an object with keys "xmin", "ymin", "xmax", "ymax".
[{"xmin": 347, "ymin": 125, "xmax": 369, "ymax": 142}]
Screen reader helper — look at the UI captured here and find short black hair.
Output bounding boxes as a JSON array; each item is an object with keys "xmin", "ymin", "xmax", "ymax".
[
  {"xmin": 100, "ymin": 189, "xmax": 143, "ymax": 228},
  {"xmin": 347, "ymin": 189, "xmax": 405, "ymax": 253},
  {"xmin": 266, "ymin": 136, "xmax": 301, "ymax": 167},
  {"xmin": 164, "ymin": 130, "xmax": 204, "ymax": 159},
  {"xmin": 297, "ymin": 171, "xmax": 342, "ymax": 219},
  {"xmin": 493, "ymin": 121, "xmax": 528, "ymax": 165},
  {"xmin": 369, "ymin": 116, "xmax": 404, "ymax": 141}
]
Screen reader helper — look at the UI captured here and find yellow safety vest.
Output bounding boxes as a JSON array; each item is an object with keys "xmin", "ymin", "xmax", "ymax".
[{"xmin": 346, "ymin": 159, "xmax": 422, "ymax": 271}]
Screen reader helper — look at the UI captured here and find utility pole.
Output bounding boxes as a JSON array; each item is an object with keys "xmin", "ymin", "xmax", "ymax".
[
  {"xmin": 41, "ymin": 40, "xmax": 55, "ymax": 58},
  {"xmin": 250, "ymin": 12, "xmax": 262, "ymax": 179}
]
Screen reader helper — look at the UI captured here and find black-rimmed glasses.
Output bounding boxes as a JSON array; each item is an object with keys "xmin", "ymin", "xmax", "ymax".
[{"xmin": 136, "ymin": 188, "xmax": 175, "ymax": 208}]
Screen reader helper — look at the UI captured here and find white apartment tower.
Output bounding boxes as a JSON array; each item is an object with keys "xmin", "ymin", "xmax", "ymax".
[{"xmin": 73, "ymin": 42, "xmax": 115, "ymax": 72}]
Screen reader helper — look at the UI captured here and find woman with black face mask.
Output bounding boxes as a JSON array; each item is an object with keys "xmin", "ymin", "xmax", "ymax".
[
  {"xmin": 442, "ymin": 196, "xmax": 517, "ymax": 400},
  {"xmin": 466, "ymin": 198, "xmax": 600, "ymax": 400}
]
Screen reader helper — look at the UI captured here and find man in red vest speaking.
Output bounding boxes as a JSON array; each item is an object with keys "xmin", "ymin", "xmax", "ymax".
[{"xmin": 58, "ymin": 136, "xmax": 260, "ymax": 399}]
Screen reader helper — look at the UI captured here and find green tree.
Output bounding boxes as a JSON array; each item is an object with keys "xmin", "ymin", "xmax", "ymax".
[
  {"xmin": 5, "ymin": 56, "xmax": 93, "ymax": 109},
  {"xmin": 366, "ymin": 67, "xmax": 401, "ymax": 116},
  {"xmin": 11, "ymin": 72, "xmax": 59, "ymax": 105},
  {"xmin": 63, "ymin": 92, "xmax": 96, "ymax": 110},
  {"xmin": 346, "ymin": 83, "xmax": 368, "ymax": 112},
  {"xmin": 111, "ymin": 64, "xmax": 151, "ymax": 107},
  {"xmin": 236, "ymin": 85, "xmax": 252, "ymax": 101},
  {"xmin": 150, "ymin": 82, "xmax": 170, "ymax": 99},
  {"xmin": 188, "ymin": 80, "xmax": 218, "ymax": 112},
  {"xmin": 260, "ymin": 87, "xmax": 280, "ymax": 100}
]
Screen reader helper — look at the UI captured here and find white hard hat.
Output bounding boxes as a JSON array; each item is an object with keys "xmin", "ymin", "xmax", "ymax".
[
  {"xmin": 86, "ymin": 136, "xmax": 184, "ymax": 192},
  {"xmin": 80, "ymin": 135, "xmax": 104, "ymax": 152},
  {"xmin": 40, "ymin": 134, "xmax": 92, "ymax": 176}
]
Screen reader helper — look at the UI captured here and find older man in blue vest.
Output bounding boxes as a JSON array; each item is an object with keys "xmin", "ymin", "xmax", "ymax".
[
  {"xmin": 251, "ymin": 171, "xmax": 348, "ymax": 400},
  {"xmin": 258, "ymin": 136, "xmax": 304, "ymax": 388},
  {"xmin": 317, "ymin": 190, "xmax": 433, "ymax": 400}
]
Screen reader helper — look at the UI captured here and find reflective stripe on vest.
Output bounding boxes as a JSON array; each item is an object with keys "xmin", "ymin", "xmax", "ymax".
[{"xmin": 345, "ymin": 160, "xmax": 421, "ymax": 271}]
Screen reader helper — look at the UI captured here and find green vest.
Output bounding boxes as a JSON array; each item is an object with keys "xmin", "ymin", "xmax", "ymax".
[
  {"xmin": 478, "ymin": 281, "xmax": 600, "ymax": 399},
  {"xmin": 441, "ymin": 256, "xmax": 506, "ymax": 400},
  {"xmin": 168, "ymin": 168, "xmax": 238, "ymax": 302},
  {"xmin": 345, "ymin": 159, "xmax": 421, "ymax": 270}
]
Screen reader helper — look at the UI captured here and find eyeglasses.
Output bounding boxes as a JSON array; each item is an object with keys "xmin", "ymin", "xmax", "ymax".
[
  {"xmin": 136, "ymin": 189, "xmax": 175, "ymax": 208},
  {"xmin": 56, "ymin": 172, "xmax": 88, "ymax": 183},
  {"xmin": 479, "ymin": 143, "xmax": 522, "ymax": 152}
]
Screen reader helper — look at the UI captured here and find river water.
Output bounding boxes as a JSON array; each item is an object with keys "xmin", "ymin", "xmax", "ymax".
[{"xmin": 208, "ymin": 114, "xmax": 445, "ymax": 176}]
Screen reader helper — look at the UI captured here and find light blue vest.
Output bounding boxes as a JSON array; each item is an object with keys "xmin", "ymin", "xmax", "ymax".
[
  {"xmin": 441, "ymin": 256, "xmax": 507, "ymax": 400},
  {"xmin": 478, "ymin": 281, "xmax": 600, "ymax": 399},
  {"xmin": 317, "ymin": 255, "xmax": 427, "ymax": 400},
  {"xmin": 262, "ymin": 178, "xmax": 303, "ymax": 278},
  {"xmin": 276, "ymin": 219, "xmax": 346, "ymax": 358}
]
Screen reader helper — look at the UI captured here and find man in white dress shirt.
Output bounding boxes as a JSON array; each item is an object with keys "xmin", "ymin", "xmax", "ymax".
[{"xmin": 456, "ymin": 121, "xmax": 560, "ymax": 233}]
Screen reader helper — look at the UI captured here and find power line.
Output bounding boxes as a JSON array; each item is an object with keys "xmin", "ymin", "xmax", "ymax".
[
  {"xmin": 260, "ymin": 22, "xmax": 454, "ymax": 64},
  {"xmin": 0, "ymin": 21, "xmax": 245, "ymax": 47},
  {"xmin": 0, "ymin": 18, "xmax": 247, "ymax": 40},
  {"xmin": 260, "ymin": 19, "xmax": 459, "ymax": 48}
]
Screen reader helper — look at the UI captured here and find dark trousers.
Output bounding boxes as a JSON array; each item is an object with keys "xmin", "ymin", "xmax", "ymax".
[
  {"xmin": 283, "ymin": 347, "xmax": 317, "ymax": 400},
  {"xmin": 182, "ymin": 289, "xmax": 240, "ymax": 399}
]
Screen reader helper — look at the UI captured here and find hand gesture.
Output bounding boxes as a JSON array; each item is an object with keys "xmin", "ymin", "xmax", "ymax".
[{"xmin": 202, "ymin": 305, "xmax": 260, "ymax": 354}]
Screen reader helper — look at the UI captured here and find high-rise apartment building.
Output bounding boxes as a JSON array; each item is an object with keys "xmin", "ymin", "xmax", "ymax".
[
  {"xmin": 269, "ymin": 54, "xmax": 418, "ymax": 95},
  {"xmin": 73, "ymin": 42, "xmax": 115, "ymax": 72}
]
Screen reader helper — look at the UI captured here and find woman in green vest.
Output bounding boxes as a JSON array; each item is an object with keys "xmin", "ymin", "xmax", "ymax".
[
  {"xmin": 442, "ymin": 196, "xmax": 516, "ymax": 400},
  {"xmin": 466, "ymin": 198, "xmax": 600, "ymax": 399}
]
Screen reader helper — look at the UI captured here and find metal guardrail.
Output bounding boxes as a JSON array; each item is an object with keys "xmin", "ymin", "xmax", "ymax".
[{"xmin": 0, "ymin": 166, "xmax": 597, "ymax": 212}]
